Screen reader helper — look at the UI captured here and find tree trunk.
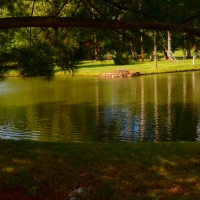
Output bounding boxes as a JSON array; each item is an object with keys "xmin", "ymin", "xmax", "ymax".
[
  {"xmin": 30, "ymin": 0, "xmax": 36, "ymax": 47},
  {"xmin": 130, "ymin": 40, "xmax": 135, "ymax": 60},
  {"xmin": 187, "ymin": 47, "xmax": 192, "ymax": 58},
  {"xmin": 154, "ymin": 30, "xmax": 157, "ymax": 68},
  {"xmin": 163, "ymin": 50, "xmax": 168, "ymax": 59},
  {"xmin": 183, "ymin": 49, "xmax": 186, "ymax": 60},
  {"xmin": 129, "ymin": 37, "xmax": 138, "ymax": 60},
  {"xmin": 92, "ymin": 5, "xmax": 98, "ymax": 61},
  {"xmin": 167, "ymin": 31, "xmax": 173, "ymax": 60},
  {"xmin": 183, "ymin": 33, "xmax": 186, "ymax": 60},
  {"xmin": 93, "ymin": 29, "xmax": 98, "ymax": 61},
  {"xmin": 192, "ymin": 46, "xmax": 197, "ymax": 65},
  {"xmin": 149, "ymin": 53, "xmax": 153, "ymax": 61},
  {"xmin": 140, "ymin": 30, "xmax": 144, "ymax": 63}
]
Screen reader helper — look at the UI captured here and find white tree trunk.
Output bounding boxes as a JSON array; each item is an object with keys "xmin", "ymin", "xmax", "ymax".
[
  {"xmin": 167, "ymin": 31, "xmax": 173, "ymax": 60},
  {"xmin": 154, "ymin": 30, "xmax": 157, "ymax": 68},
  {"xmin": 183, "ymin": 33, "xmax": 186, "ymax": 60},
  {"xmin": 140, "ymin": 30, "xmax": 144, "ymax": 63}
]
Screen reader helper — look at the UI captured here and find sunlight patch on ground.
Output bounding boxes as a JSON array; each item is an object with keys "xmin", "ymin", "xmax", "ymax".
[{"xmin": 2, "ymin": 166, "xmax": 15, "ymax": 173}]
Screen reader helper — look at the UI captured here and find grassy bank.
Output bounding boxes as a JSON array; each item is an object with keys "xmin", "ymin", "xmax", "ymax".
[
  {"xmin": 1, "ymin": 140, "xmax": 200, "ymax": 199},
  {"xmin": 5, "ymin": 55, "xmax": 200, "ymax": 78},
  {"xmin": 55, "ymin": 58, "xmax": 200, "ymax": 77}
]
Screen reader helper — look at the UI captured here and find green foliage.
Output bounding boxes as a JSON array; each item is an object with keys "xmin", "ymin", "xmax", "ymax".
[
  {"xmin": 29, "ymin": 186, "xmax": 39, "ymax": 197},
  {"xmin": 0, "ymin": 68, "xmax": 9, "ymax": 81},
  {"xmin": 0, "ymin": 27, "xmax": 83, "ymax": 80},
  {"xmin": 18, "ymin": 45, "xmax": 55, "ymax": 80},
  {"xmin": 113, "ymin": 53, "xmax": 132, "ymax": 65},
  {"xmin": 0, "ymin": 0, "xmax": 200, "ymax": 80}
]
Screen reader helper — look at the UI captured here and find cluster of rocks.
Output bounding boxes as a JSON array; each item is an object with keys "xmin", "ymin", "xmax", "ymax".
[{"xmin": 101, "ymin": 69, "xmax": 140, "ymax": 78}]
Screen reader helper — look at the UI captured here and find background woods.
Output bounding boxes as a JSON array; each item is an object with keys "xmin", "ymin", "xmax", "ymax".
[{"xmin": 0, "ymin": 0, "xmax": 200, "ymax": 79}]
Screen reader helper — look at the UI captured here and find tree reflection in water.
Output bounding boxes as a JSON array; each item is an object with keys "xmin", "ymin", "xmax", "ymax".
[{"xmin": 0, "ymin": 72, "xmax": 200, "ymax": 142}]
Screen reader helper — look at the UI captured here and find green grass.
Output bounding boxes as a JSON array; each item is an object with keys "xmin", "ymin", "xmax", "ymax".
[
  {"xmin": 55, "ymin": 56, "xmax": 200, "ymax": 77},
  {"xmin": 1, "ymin": 140, "xmax": 200, "ymax": 199},
  {"xmin": 5, "ymin": 52, "xmax": 200, "ymax": 78}
]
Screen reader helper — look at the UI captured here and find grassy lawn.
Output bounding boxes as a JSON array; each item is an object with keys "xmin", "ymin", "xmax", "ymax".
[
  {"xmin": 1, "ymin": 140, "xmax": 200, "ymax": 199},
  {"xmin": 55, "ymin": 57, "xmax": 200, "ymax": 77},
  {"xmin": 5, "ymin": 52, "xmax": 200, "ymax": 78}
]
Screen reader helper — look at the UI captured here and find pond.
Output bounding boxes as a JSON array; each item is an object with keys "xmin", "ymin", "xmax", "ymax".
[{"xmin": 0, "ymin": 71, "xmax": 200, "ymax": 142}]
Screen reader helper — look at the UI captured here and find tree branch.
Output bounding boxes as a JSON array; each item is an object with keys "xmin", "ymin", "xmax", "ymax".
[
  {"xmin": 0, "ymin": 17, "xmax": 200, "ymax": 37},
  {"xmin": 81, "ymin": 0, "xmax": 96, "ymax": 18},
  {"xmin": 181, "ymin": 15, "xmax": 200, "ymax": 24},
  {"xmin": 54, "ymin": 0, "xmax": 69, "ymax": 17},
  {"xmin": 31, "ymin": 0, "xmax": 36, "ymax": 16},
  {"xmin": 30, "ymin": 0, "xmax": 36, "ymax": 46},
  {"xmin": 85, "ymin": 0, "xmax": 107, "ymax": 19},
  {"xmin": 114, "ymin": 0, "xmax": 130, "ymax": 20},
  {"xmin": 0, "ymin": 65, "xmax": 21, "ymax": 69},
  {"xmin": 100, "ymin": 0, "xmax": 155, "ymax": 19},
  {"xmin": 71, "ymin": 0, "xmax": 83, "ymax": 17}
]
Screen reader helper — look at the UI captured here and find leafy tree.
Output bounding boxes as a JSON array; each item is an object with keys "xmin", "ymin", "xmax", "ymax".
[{"xmin": 0, "ymin": 0, "xmax": 200, "ymax": 79}]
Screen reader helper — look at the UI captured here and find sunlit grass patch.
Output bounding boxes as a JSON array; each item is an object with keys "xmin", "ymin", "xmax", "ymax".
[
  {"xmin": 54, "ymin": 57, "xmax": 200, "ymax": 77},
  {"xmin": 2, "ymin": 166, "xmax": 15, "ymax": 173},
  {"xmin": 5, "ymin": 56, "xmax": 200, "ymax": 78}
]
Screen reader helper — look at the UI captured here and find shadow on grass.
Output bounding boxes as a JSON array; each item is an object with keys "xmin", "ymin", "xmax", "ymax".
[
  {"xmin": 78, "ymin": 63, "xmax": 116, "ymax": 69},
  {"xmin": 0, "ymin": 141, "xmax": 200, "ymax": 199}
]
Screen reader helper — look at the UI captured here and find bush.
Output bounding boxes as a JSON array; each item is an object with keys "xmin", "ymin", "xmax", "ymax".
[{"xmin": 113, "ymin": 53, "xmax": 132, "ymax": 65}]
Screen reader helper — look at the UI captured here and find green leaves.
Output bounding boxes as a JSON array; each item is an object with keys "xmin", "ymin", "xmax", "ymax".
[
  {"xmin": 0, "ymin": 27, "xmax": 83, "ymax": 81},
  {"xmin": 113, "ymin": 53, "xmax": 132, "ymax": 65}
]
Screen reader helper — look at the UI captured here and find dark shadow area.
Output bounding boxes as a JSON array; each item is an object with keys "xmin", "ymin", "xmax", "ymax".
[{"xmin": 0, "ymin": 141, "xmax": 200, "ymax": 199}]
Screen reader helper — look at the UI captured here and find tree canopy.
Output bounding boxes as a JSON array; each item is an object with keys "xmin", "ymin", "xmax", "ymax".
[{"xmin": 0, "ymin": 0, "xmax": 200, "ymax": 80}]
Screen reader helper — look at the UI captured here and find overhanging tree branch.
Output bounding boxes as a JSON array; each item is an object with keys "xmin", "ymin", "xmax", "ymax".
[
  {"xmin": 0, "ymin": 17, "xmax": 200, "ymax": 37},
  {"xmin": 100, "ymin": 0, "xmax": 155, "ymax": 20},
  {"xmin": 181, "ymin": 15, "xmax": 200, "ymax": 24}
]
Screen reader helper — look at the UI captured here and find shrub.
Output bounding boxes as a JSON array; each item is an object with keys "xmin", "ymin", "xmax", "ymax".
[{"xmin": 113, "ymin": 53, "xmax": 132, "ymax": 65}]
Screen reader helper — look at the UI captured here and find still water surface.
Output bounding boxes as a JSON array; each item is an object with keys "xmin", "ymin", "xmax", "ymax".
[{"xmin": 0, "ymin": 72, "xmax": 200, "ymax": 142}]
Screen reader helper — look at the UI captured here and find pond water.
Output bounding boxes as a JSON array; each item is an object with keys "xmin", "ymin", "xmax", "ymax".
[{"xmin": 0, "ymin": 71, "xmax": 200, "ymax": 142}]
